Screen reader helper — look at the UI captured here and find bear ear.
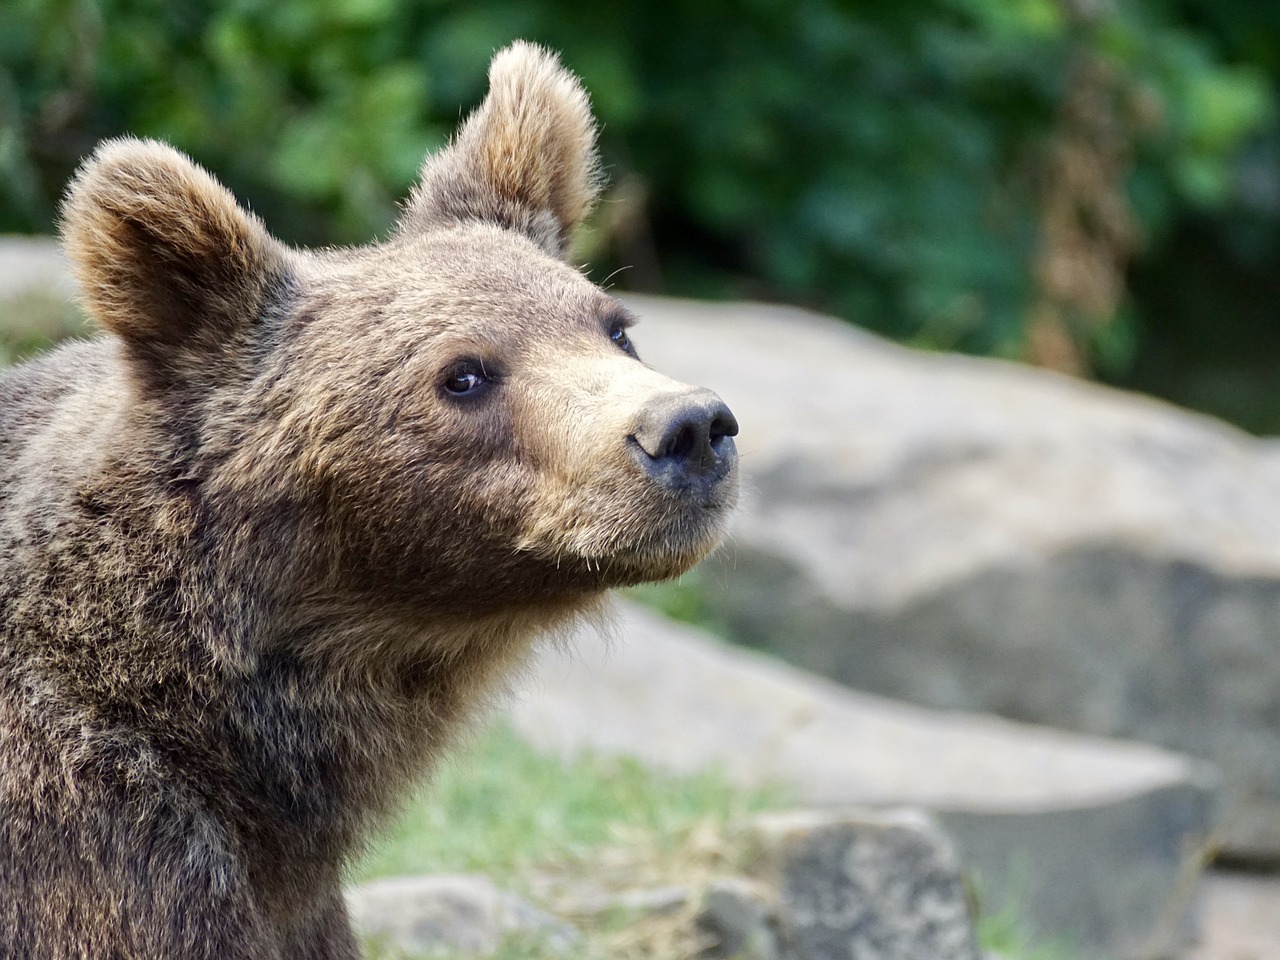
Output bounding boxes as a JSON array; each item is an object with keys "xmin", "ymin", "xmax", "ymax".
[
  {"xmin": 59, "ymin": 137, "xmax": 287, "ymax": 382},
  {"xmin": 400, "ymin": 41, "xmax": 603, "ymax": 258}
]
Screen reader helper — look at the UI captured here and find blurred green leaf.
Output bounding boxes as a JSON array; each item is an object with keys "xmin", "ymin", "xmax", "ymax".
[{"xmin": 1187, "ymin": 66, "xmax": 1272, "ymax": 153}]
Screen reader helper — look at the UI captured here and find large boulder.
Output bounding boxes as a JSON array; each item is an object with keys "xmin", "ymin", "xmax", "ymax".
[
  {"xmin": 512, "ymin": 603, "xmax": 1217, "ymax": 959},
  {"xmin": 622, "ymin": 293, "xmax": 1280, "ymax": 861}
]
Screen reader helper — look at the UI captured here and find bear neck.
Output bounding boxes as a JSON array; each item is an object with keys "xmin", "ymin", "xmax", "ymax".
[
  {"xmin": 200, "ymin": 494, "xmax": 603, "ymax": 888},
  {"xmin": 204, "ymin": 559, "xmax": 599, "ymax": 903}
]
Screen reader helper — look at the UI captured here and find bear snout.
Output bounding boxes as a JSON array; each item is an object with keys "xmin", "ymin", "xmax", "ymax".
[{"xmin": 628, "ymin": 391, "xmax": 739, "ymax": 498}]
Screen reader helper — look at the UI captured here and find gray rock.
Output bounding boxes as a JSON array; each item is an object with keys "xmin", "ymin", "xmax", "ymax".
[
  {"xmin": 552, "ymin": 879, "xmax": 784, "ymax": 959},
  {"xmin": 1186, "ymin": 869, "xmax": 1280, "ymax": 960},
  {"xmin": 511, "ymin": 602, "xmax": 1217, "ymax": 958},
  {"xmin": 742, "ymin": 808, "xmax": 980, "ymax": 960},
  {"xmin": 621, "ymin": 293, "xmax": 1280, "ymax": 861},
  {"xmin": 554, "ymin": 883, "xmax": 691, "ymax": 920},
  {"xmin": 698, "ymin": 876, "xmax": 783, "ymax": 960},
  {"xmin": 346, "ymin": 874, "xmax": 579, "ymax": 957},
  {"xmin": 555, "ymin": 879, "xmax": 783, "ymax": 959},
  {"xmin": 0, "ymin": 236, "xmax": 74, "ymax": 301}
]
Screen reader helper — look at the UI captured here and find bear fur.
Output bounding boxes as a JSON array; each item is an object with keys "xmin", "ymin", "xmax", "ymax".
[{"xmin": 0, "ymin": 43, "xmax": 737, "ymax": 958}]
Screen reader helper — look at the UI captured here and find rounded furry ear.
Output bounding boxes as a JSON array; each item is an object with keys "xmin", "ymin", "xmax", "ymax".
[
  {"xmin": 59, "ymin": 138, "xmax": 287, "ymax": 380},
  {"xmin": 400, "ymin": 42, "xmax": 603, "ymax": 257}
]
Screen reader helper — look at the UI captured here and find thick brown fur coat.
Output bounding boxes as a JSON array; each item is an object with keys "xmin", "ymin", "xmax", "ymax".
[{"xmin": 0, "ymin": 43, "xmax": 736, "ymax": 958}]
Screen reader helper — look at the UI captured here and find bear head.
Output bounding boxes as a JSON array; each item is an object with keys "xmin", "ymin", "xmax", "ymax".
[{"xmin": 57, "ymin": 42, "xmax": 738, "ymax": 630}]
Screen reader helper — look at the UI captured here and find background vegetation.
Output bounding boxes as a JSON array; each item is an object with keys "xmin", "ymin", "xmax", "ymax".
[{"xmin": 5, "ymin": 0, "xmax": 1280, "ymax": 427}]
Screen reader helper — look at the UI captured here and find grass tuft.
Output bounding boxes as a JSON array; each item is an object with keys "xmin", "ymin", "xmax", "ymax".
[
  {"xmin": 356, "ymin": 721, "xmax": 784, "ymax": 885},
  {"xmin": 0, "ymin": 292, "xmax": 90, "ymax": 366}
]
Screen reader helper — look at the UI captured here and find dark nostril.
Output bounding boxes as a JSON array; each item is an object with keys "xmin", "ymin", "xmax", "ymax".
[
  {"xmin": 665, "ymin": 423, "xmax": 698, "ymax": 460},
  {"xmin": 656, "ymin": 412, "xmax": 714, "ymax": 469},
  {"xmin": 709, "ymin": 409, "xmax": 739, "ymax": 442}
]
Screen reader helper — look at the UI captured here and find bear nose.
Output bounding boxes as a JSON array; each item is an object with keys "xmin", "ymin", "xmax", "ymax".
[{"xmin": 630, "ymin": 391, "xmax": 739, "ymax": 494}]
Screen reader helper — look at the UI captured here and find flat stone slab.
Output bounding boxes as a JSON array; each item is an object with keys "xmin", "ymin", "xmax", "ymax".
[
  {"xmin": 619, "ymin": 293, "xmax": 1280, "ymax": 861},
  {"xmin": 510, "ymin": 602, "xmax": 1218, "ymax": 959},
  {"xmin": 347, "ymin": 874, "xmax": 579, "ymax": 957}
]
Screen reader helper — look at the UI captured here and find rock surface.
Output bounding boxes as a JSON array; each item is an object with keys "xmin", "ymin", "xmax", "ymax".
[
  {"xmin": 1187, "ymin": 870, "xmax": 1280, "ymax": 960},
  {"xmin": 698, "ymin": 876, "xmax": 783, "ymax": 960},
  {"xmin": 511, "ymin": 602, "xmax": 1217, "ymax": 959},
  {"xmin": 621, "ymin": 293, "xmax": 1280, "ymax": 861},
  {"xmin": 346, "ymin": 874, "xmax": 579, "ymax": 957},
  {"xmin": 0, "ymin": 236, "xmax": 72, "ymax": 300},
  {"xmin": 742, "ymin": 809, "xmax": 980, "ymax": 960},
  {"xmin": 553, "ymin": 878, "xmax": 784, "ymax": 960}
]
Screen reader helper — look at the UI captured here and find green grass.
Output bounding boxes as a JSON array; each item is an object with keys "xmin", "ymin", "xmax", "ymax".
[
  {"xmin": 623, "ymin": 576, "xmax": 730, "ymax": 638},
  {"xmin": 978, "ymin": 910, "xmax": 1082, "ymax": 960},
  {"xmin": 357, "ymin": 721, "xmax": 787, "ymax": 959},
  {"xmin": 357, "ymin": 721, "xmax": 784, "ymax": 884},
  {"xmin": 356, "ymin": 722, "xmax": 1079, "ymax": 960},
  {"xmin": 0, "ymin": 292, "xmax": 90, "ymax": 366}
]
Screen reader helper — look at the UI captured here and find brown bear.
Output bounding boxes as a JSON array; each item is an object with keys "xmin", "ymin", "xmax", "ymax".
[{"xmin": 0, "ymin": 42, "xmax": 737, "ymax": 958}]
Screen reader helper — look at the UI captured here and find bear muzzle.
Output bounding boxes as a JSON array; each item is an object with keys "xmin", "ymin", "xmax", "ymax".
[{"xmin": 628, "ymin": 389, "xmax": 739, "ymax": 503}]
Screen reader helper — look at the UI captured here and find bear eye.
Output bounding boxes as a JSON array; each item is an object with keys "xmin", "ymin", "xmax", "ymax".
[
  {"xmin": 443, "ymin": 360, "xmax": 490, "ymax": 397},
  {"xmin": 610, "ymin": 325, "xmax": 636, "ymax": 357}
]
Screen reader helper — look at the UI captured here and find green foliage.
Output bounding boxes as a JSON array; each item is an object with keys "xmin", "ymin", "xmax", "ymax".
[
  {"xmin": 2, "ymin": 1, "xmax": 1275, "ymax": 396},
  {"xmin": 1109, "ymin": 2, "xmax": 1280, "ymax": 433}
]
